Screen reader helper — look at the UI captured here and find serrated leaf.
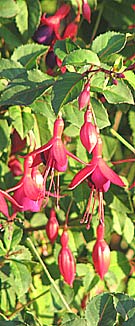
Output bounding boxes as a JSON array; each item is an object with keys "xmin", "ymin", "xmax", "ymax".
[
  {"xmin": 0, "ymin": 58, "xmax": 26, "ymax": 80},
  {"xmin": 11, "ymin": 43, "xmax": 48, "ymax": 69},
  {"xmin": 30, "ymin": 96, "xmax": 56, "ymax": 120},
  {"xmin": 54, "ymin": 39, "xmax": 79, "ymax": 61},
  {"xmin": 114, "ymin": 293, "xmax": 135, "ymax": 319},
  {"xmin": 124, "ymin": 71, "xmax": 135, "ymax": 90},
  {"xmin": 26, "ymin": 0, "xmax": 41, "ymax": 39},
  {"xmin": 8, "ymin": 106, "xmax": 34, "ymax": 138},
  {"xmin": 52, "ymin": 72, "xmax": 83, "ymax": 114},
  {"xmin": 103, "ymin": 80, "xmax": 134, "ymax": 104},
  {"xmin": 63, "ymin": 49, "xmax": 100, "ymax": 67},
  {"xmin": 15, "ymin": 0, "xmax": 28, "ymax": 37},
  {"xmin": 0, "ymin": 70, "xmax": 54, "ymax": 106},
  {"xmin": 0, "ymin": 0, "xmax": 18, "ymax": 18},
  {"xmin": 91, "ymin": 31, "xmax": 126, "ymax": 59},
  {"xmin": 91, "ymin": 97, "xmax": 110, "ymax": 129},
  {"xmin": 10, "ymin": 261, "xmax": 32, "ymax": 298},
  {"xmin": 85, "ymin": 293, "xmax": 116, "ymax": 326},
  {"xmin": 9, "ymin": 245, "xmax": 32, "ymax": 261}
]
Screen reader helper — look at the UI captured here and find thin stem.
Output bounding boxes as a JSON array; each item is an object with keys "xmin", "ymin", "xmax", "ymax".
[
  {"xmin": 26, "ymin": 238, "xmax": 72, "ymax": 313},
  {"xmin": 90, "ymin": 2, "xmax": 105, "ymax": 43},
  {"xmin": 110, "ymin": 128, "xmax": 135, "ymax": 154}
]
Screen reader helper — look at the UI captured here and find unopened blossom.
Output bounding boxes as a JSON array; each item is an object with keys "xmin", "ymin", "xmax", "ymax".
[
  {"xmin": 24, "ymin": 115, "xmax": 86, "ymax": 205},
  {"xmin": 69, "ymin": 136, "xmax": 125, "ymax": 228},
  {"xmin": 80, "ymin": 107, "xmax": 98, "ymax": 153},
  {"xmin": 0, "ymin": 189, "xmax": 22, "ymax": 221},
  {"xmin": 58, "ymin": 229, "xmax": 76, "ymax": 286},
  {"xmin": 8, "ymin": 156, "xmax": 23, "ymax": 177},
  {"xmin": 46, "ymin": 208, "xmax": 59, "ymax": 244},
  {"xmin": 7, "ymin": 156, "xmax": 45, "ymax": 213},
  {"xmin": 82, "ymin": 0, "xmax": 91, "ymax": 23},
  {"xmin": 33, "ymin": 25, "xmax": 55, "ymax": 45},
  {"xmin": 92, "ymin": 223, "xmax": 110, "ymax": 279},
  {"xmin": 78, "ymin": 81, "xmax": 90, "ymax": 110}
]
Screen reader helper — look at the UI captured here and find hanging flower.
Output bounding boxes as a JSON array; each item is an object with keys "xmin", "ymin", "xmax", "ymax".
[
  {"xmin": 58, "ymin": 229, "xmax": 76, "ymax": 286},
  {"xmin": 69, "ymin": 136, "xmax": 125, "ymax": 228},
  {"xmin": 46, "ymin": 208, "xmax": 59, "ymax": 244},
  {"xmin": 92, "ymin": 223, "xmax": 110, "ymax": 279}
]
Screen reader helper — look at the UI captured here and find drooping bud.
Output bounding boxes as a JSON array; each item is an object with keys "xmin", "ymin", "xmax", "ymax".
[
  {"xmin": 92, "ymin": 224, "xmax": 110, "ymax": 279},
  {"xmin": 46, "ymin": 50, "xmax": 57, "ymax": 69},
  {"xmin": 80, "ymin": 108, "xmax": 98, "ymax": 153},
  {"xmin": 82, "ymin": 0, "xmax": 91, "ymax": 23},
  {"xmin": 58, "ymin": 230, "xmax": 76, "ymax": 286},
  {"xmin": 78, "ymin": 81, "xmax": 90, "ymax": 110},
  {"xmin": 46, "ymin": 208, "xmax": 59, "ymax": 244}
]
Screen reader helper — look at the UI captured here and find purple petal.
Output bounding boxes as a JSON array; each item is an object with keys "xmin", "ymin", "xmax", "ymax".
[{"xmin": 69, "ymin": 164, "xmax": 96, "ymax": 190}]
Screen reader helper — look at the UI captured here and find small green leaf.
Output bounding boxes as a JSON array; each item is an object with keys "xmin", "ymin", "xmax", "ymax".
[
  {"xmin": 10, "ymin": 261, "xmax": 32, "ymax": 298},
  {"xmin": 0, "ymin": 58, "xmax": 26, "ymax": 80},
  {"xmin": 54, "ymin": 39, "xmax": 79, "ymax": 61},
  {"xmin": 25, "ymin": 0, "xmax": 41, "ymax": 39},
  {"xmin": 109, "ymin": 251, "xmax": 130, "ymax": 281},
  {"xmin": 85, "ymin": 293, "xmax": 117, "ymax": 326},
  {"xmin": 11, "ymin": 43, "xmax": 48, "ymax": 69},
  {"xmin": 91, "ymin": 31, "xmax": 126, "ymax": 59},
  {"xmin": 52, "ymin": 72, "xmax": 83, "ymax": 114},
  {"xmin": 0, "ymin": 0, "xmax": 18, "ymax": 18},
  {"xmin": 0, "ymin": 119, "xmax": 10, "ymax": 151},
  {"xmin": 63, "ymin": 49, "xmax": 100, "ymax": 67},
  {"xmin": 91, "ymin": 97, "xmax": 110, "ymax": 129},
  {"xmin": 103, "ymin": 80, "xmax": 134, "ymax": 104},
  {"xmin": 8, "ymin": 106, "xmax": 34, "ymax": 139},
  {"xmin": 124, "ymin": 71, "xmax": 135, "ymax": 90},
  {"xmin": 15, "ymin": 0, "xmax": 28, "ymax": 37}
]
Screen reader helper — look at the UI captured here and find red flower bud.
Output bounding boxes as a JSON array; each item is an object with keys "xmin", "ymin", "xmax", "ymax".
[
  {"xmin": 58, "ymin": 230, "xmax": 76, "ymax": 286},
  {"xmin": 78, "ymin": 81, "xmax": 90, "ymax": 110},
  {"xmin": 80, "ymin": 109, "xmax": 97, "ymax": 153},
  {"xmin": 46, "ymin": 208, "xmax": 59, "ymax": 244},
  {"xmin": 92, "ymin": 224, "xmax": 110, "ymax": 279},
  {"xmin": 82, "ymin": 0, "xmax": 91, "ymax": 23}
]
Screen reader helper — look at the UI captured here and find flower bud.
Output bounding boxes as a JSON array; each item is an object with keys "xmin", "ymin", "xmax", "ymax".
[
  {"xmin": 46, "ymin": 208, "xmax": 59, "ymax": 244},
  {"xmin": 46, "ymin": 50, "xmax": 57, "ymax": 69},
  {"xmin": 78, "ymin": 81, "xmax": 90, "ymax": 110},
  {"xmin": 92, "ymin": 225, "xmax": 110, "ymax": 279},
  {"xmin": 80, "ymin": 109, "xmax": 97, "ymax": 153},
  {"xmin": 82, "ymin": 0, "xmax": 91, "ymax": 23},
  {"xmin": 58, "ymin": 230, "xmax": 76, "ymax": 286}
]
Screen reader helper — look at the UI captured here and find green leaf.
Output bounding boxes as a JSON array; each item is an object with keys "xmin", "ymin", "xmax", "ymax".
[
  {"xmin": 128, "ymin": 277, "xmax": 135, "ymax": 298},
  {"xmin": 101, "ymin": 135, "xmax": 118, "ymax": 160},
  {"xmin": 103, "ymin": 0, "xmax": 135, "ymax": 29},
  {"xmin": 10, "ymin": 261, "xmax": 32, "ymax": 298},
  {"xmin": 0, "ymin": 69, "xmax": 54, "ymax": 106},
  {"xmin": 30, "ymin": 96, "xmax": 56, "ymax": 120},
  {"xmin": 91, "ymin": 31, "xmax": 126, "ymax": 59},
  {"xmin": 123, "ymin": 216, "xmax": 134, "ymax": 244},
  {"xmin": 109, "ymin": 251, "xmax": 130, "ymax": 281},
  {"xmin": 103, "ymin": 80, "xmax": 134, "ymax": 104},
  {"xmin": 0, "ymin": 119, "xmax": 10, "ymax": 151},
  {"xmin": 109, "ymin": 185, "xmax": 133, "ymax": 214},
  {"xmin": 114, "ymin": 293, "xmax": 135, "ymax": 319},
  {"xmin": 129, "ymin": 110, "xmax": 135, "ymax": 146},
  {"xmin": 91, "ymin": 97, "xmax": 110, "ymax": 129},
  {"xmin": 9, "ymin": 245, "xmax": 32, "ymax": 261},
  {"xmin": 0, "ymin": 239, "xmax": 6, "ymax": 256},
  {"xmin": 0, "ymin": 23, "xmax": 22, "ymax": 49},
  {"xmin": 63, "ymin": 49, "xmax": 100, "ymax": 67},
  {"xmin": 124, "ymin": 71, "xmax": 135, "ymax": 90},
  {"xmin": 15, "ymin": 0, "xmax": 28, "ymax": 38},
  {"xmin": 52, "ymin": 72, "xmax": 83, "ymax": 114},
  {"xmin": 54, "ymin": 39, "xmax": 79, "ymax": 61},
  {"xmin": 85, "ymin": 293, "xmax": 117, "ymax": 326},
  {"xmin": 0, "ymin": 0, "xmax": 18, "ymax": 18},
  {"xmin": 11, "ymin": 43, "xmax": 48, "ymax": 69},
  {"xmin": 8, "ymin": 106, "xmax": 34, "ymax": 139},
  {"xmin": 0, "ymin": 58, "xmax": 26, "ymax": 80},
  {"xmin": 25, "ymin": 0, "xmax": 41, "ymax": 39}
]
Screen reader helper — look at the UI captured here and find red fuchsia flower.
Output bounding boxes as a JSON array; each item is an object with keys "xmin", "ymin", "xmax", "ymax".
[
  {"xmin": 8, "ymin": 156, "xmax": 23, "ymax": 177},
  {"xmin": 46, "ymin": 208, "xmax": 59, "ymax": 244},
  {"xmin": 131, "ymin": 4, "xmax": 135, "ymax": 10},
  {"xmin": 33, "ymin": 25, "xmax": 55, "ymax": 45},
  {"xmin": 80, "ymin": 107, "xmax": 98, "ymax": 153},
  {"xmin": 40, "ymin": 4, "xmax": 71, "ymax": 41},
  {"xmin": 24, "ymin": 115, "xmax": 86, "ymax": 206},
  {"xmin": 92, "ymin": 223, "xmax": 110, "ymax": 279},
  {"xmin": 0, "ymin": 189, "xmax": 23, "ymax": 221},
  {"xmin": 7, "ymin": 156, "xmax": 45, "ymax": 213},
  {"xmin": 69, "ymin": 136, "xmax": 125, "ymax": 229},
  {"xmin": 82, "ymin": 0, "xmax": 91, "ymax": 23},
  {"xmin": 78, "ymin": 81, "xmax": 90, "ymax": 110},
  {"xmin": 58, "ymin": 229, "xmax": 76, "ymax": 286}
]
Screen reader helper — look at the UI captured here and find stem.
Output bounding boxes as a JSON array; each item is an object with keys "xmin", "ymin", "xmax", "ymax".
[
  {"xmin": 90, "ymin": 2, "xmax": 105, "ymax": 42},
  {"xmin": 26, "ymin": 238, "xmax": 72, "ymax": 313},
  {"xmin": 110, "ymin": 128, "xmax": 135, "ymax": 154}
]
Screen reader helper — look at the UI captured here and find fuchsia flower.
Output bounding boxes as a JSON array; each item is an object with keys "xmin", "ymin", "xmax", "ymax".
[
  {"xmin": 7, "ymin": 156, "xmax": 45, "ymax": 213},
  {"xmin": 92, "ymin": 223, "xmax": 110, "ymax": 279},
  {"xmin": 69, "ymin": 136, "xmax": 125, "ymax": 228},
  {"xmin": 46, "ymin": 208, "xmax": 59, "ymax": 244},
  {"xmin": 24, "ymin": 115, "xmax": 86, "ymax": 205},
  {"xmin": 78, "ymin": 81, "xmax": 90, "ymax": 110},
  {"xmin": 82, "ymin": 0, "xmax": 91, "ymax": 23},
  {"xmin": 0, "ymin": 189, "xmax": 22, "ymax": 221},
  {"xmin": 58, "ymin": 229, "xmax": 76, "ymax": 286},
  {"xmin": 8, "ymin": 156, "xmax": 23, "ymax": 177},
  {"xmin": 80, "ymin": 107, "xmax": 98, "ymax": 153}
]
